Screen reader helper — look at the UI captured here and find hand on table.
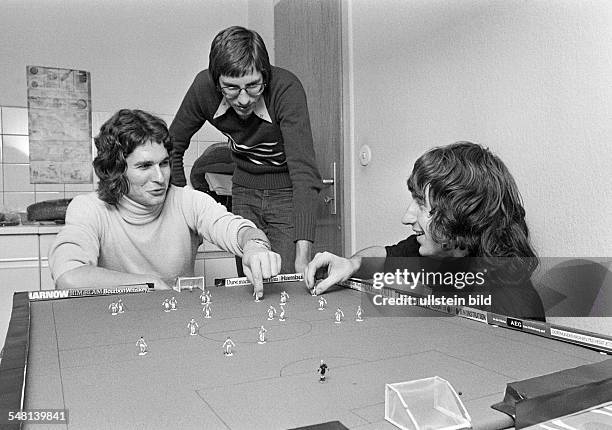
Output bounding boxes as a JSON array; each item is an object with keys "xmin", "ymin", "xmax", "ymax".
[
  {"xmin": 242, "ymin": 241, "xmax": 281, "ymax": 299},
  {"xmin": 304, "ymin": 252, "xmax": 361, "ymax": 295}
]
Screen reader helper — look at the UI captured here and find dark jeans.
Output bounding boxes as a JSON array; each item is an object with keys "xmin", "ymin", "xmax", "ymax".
[{"xmin": 232, "ymin": 184, "xmax": 295, "ymax": 275}]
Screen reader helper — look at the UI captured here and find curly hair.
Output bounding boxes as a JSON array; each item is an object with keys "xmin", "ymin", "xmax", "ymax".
[
  {"xmin": 209, "ymin": 26, "xmax": 271, "ymax": 87},
  {"xmin": 93, "ymin": 109, "xmax": 172, "ymax": 206},
  {"xmin": 407, "ymin": 141, "xmax": 538, "ymax": 281}
]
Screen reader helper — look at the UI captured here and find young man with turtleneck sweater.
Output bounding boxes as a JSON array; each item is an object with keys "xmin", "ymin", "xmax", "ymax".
[{"xmin": 49, "ymin": 109, "xmax": 279, "ymax": 299}]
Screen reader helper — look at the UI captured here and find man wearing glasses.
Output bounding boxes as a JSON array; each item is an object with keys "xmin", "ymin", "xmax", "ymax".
[{"xmin": 170, "ymin": 26, "xmax": 321, "ymax": 278}]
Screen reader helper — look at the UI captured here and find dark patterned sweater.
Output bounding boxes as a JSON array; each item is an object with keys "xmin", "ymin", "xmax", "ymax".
[{"xmin": 170, "ymin": 66, "xmax": 321, "ymax": 242}]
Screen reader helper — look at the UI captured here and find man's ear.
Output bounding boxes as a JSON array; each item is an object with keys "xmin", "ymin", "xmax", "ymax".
[{"xmin": 442, "ymin": 240, "xmax": 469, "ymax": 257}]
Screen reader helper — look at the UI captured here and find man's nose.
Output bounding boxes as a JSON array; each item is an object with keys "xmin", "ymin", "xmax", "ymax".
[
  {"xmin": 151, "ymin": 165, "xmax": 165, "ymax": 182},
  {"xmin": 236, "ymin": 89, "xmax": 251, "ymax": 105},
  {"xmin": 401, "ymin": 200, "xmax": 419, "ymax": 225}
]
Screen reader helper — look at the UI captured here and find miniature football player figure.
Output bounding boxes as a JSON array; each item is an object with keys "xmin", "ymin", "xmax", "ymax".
[
  {"xmin": 278, "ymin": 304, "xmax": 286, "ymax": 322},
  {"xmin": 136, "ymin": 336, "xmax": 148, "ymax": 355},
  {"xmin": 334, "ymin": 307, "xmax": 344, "ymax": 324},
  {"xmin": 318, "ymin": 296, "xmax": 328, "ymax": 311},
  {"xmin": 108, "ymin": 301, "xmax": 118, "ymax": 315},
  {"xmin": 280, "ymin": 290, "xmax": 289, "ymax": 305},
  {"xmin": 188, "ymin": 318, "xmax": 199, "ymax": 336},
  {"xmin": 117, "ymin": 299, "xmax": 125, "ymax": 313},
  {"xmin": 162, "ymin": 298, "xmax": 171, "ymax": 312},
  {"xmin": 203, "ymin": 302, "xmax": 212, "ymax": 319},
  {"xmin": 318, "ymin": 360, "xmax": 328, "ymax": 382},
  {"xmin": 355, "ymin": 305, "xmax": 363, "ymax": 322},
  {"xmin": 267, "ymin": 305, "xmax": 277, "ymax": 320},
  {"xmin": 223, "ymin": 337, "xmax": 236, "ymax": 356},
  {"xmin": 258, "ymin": 326, "xmax": 267, "ymax": 344},
  {"xmin": 170, "ymin": 296, "xmax": 177, "ymax": 311},
  {"xmin": 200, "ymin": 289, "xmax": 211, "ymax": 305}
]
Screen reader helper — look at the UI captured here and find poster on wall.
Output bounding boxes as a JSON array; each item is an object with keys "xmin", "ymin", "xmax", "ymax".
[{"xmin": 26, "ymin": 65, "xmax": 92, "ymax": 183}]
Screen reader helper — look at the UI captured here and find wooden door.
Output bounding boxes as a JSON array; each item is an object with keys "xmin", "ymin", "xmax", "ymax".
[{"xmin": 274, "ymin": 0, "xmax": 344, "ymax": 256}]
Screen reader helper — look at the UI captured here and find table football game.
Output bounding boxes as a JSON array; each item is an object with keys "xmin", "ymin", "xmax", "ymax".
[{"xmin": 1, "ymin": 276, "xmax": 611, "ymax": 430}]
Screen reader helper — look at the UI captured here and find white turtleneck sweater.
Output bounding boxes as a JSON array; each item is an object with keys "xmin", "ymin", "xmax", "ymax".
[{"xmin": 49, "ymin": 185, "xmax": 255, "ymax": 285}]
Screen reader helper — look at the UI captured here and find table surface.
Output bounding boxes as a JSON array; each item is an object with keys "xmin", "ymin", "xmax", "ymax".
[{"xmin": 8, "ymin": 281, "xmax": 612, "ymax": 430}]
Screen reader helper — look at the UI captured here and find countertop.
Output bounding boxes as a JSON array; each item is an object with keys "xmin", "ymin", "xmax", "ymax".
[
  {"xmin": 0, "ymin": 223, "xmax": 230, "ymax": 254},
  {"xmin": 0, "ymin": 223, "xmax": 63, "ymax": 235}
]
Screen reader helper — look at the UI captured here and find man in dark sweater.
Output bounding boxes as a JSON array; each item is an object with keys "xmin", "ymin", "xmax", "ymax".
[
  {"xmin": 170, "ymin": 26, "xmax": 321, "ymax": 279},
  {"xmin": 304, "ymin": 142, "xmax": 545, "ymax": 322}
]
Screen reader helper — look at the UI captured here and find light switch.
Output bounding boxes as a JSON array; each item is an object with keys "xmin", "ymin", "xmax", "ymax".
[{"xmin": 359, "ymin": 145, "xmax": 372, "ymax": 166}]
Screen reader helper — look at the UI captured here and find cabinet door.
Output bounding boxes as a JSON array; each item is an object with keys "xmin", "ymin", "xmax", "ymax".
[
  {"xmin": 195, "ymin": 242, "xmax": 236, "ymax": 287},
  {"xmin": 201, "ymin": 257, "xmax": 237, "ymax": 288},
  {"xmin": 0, "ymin": 235, "xmax": 40, "ymax": 348}
]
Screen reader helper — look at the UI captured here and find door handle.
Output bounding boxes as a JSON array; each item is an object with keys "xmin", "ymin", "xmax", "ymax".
[{"xmin": 321, "ymin": 162, "xmax": 337, "ymax": 215}]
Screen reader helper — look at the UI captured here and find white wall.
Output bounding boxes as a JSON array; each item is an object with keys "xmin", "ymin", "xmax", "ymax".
[
  {"xmin": 0, "ymin": 0, "xmax": 274, "ymax": 115},
  {"xmin": 346, "ymin": 0, "xmax": 612, "ymax": 259}
]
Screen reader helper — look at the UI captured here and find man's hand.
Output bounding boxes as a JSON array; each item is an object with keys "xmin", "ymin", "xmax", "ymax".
[
  {"xmin": 242, "ymin": 240, "xmax": 281, "ymax": 299},
  {"xmin": 294, "ymin": 240, "xmax": 313, "ymax": 274},
  {"xmin": 304, "ymin": 252, "xmax": 361, "ymax": 295},
  {"xmin": 55, "ymin": 265, "xmax": 174, "ymax": 291}
]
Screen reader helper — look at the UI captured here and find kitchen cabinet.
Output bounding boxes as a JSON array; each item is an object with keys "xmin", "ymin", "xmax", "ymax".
[{"xmin": 0, "ymin": 226, "xmax": 57, "ymax": 353}]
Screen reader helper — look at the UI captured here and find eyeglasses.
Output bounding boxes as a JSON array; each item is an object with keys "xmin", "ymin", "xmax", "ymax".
[{"xmin": 219, "ymin": 83, "xmax": 266, "ymax": 98}]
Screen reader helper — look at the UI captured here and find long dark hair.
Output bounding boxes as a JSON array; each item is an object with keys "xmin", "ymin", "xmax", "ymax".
[
  {"xmin": 408, "ymin": 141, "xmax": 538, "ymax": 282},
  {"xmin": 209, "ymin": 26, "xmax": 271, "ymax": 86},
  {"xmin": 93, "ymin": 109, "xmax": 172, "ymax": 205}
]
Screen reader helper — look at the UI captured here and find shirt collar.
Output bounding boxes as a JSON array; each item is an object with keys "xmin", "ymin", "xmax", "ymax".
[{"xmin": 213, "ymin": 96, "xmax": 272, "ymax": 123}]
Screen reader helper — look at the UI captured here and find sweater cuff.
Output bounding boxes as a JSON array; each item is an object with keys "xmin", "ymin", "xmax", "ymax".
[
  {"xmin": 294, "ymin": 211, "xmax": 317, "ymax": 242},
  {"xmin": 170, "ymin": 153, "xmax": 188, "ymax": 186}
]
